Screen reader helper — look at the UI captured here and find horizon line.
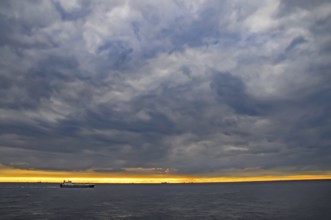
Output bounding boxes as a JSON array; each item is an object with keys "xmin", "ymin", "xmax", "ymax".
[
  {"xmin": 1, "ymin": 175, "xmax": 331, "ymax": 184},
  {"xmin": 1, "ymin": 179, "xmax": 331, "ymax": 184}
]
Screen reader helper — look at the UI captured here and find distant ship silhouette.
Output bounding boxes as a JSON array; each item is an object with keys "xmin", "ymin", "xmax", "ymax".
[{"xmin": 60, "ymin": 180, "xmax": 94, "ymax": 188}]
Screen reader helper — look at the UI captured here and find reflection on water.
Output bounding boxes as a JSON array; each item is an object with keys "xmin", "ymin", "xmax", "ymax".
[{"xmin": 0, "ymin": 181, "xmax": 331, "ymax": 220}]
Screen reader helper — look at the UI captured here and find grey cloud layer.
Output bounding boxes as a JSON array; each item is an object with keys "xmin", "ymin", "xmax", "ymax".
[{"xmin": 0, "ymin": 0, "xmax": 331, "ymax": 175}]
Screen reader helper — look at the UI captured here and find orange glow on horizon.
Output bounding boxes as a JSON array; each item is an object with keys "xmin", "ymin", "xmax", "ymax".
[{"xmin": 1, "ymin": 166, "xmax": 331, "ymax": 184}]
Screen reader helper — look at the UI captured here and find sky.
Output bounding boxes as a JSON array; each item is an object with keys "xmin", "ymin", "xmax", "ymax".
[{"xmin": 0, "ymin": 0, "xmax": 331, "ymax": 183}]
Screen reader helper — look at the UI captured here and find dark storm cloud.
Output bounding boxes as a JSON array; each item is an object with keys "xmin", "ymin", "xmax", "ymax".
[
  {"xmin": 0, "ymin": 0, "xmax": 331, "ymax": 175},
  {"xmin": 278, "ymin": 0, "xmax": 330, "ymax": 15},
  {"xmin": 53, "ymin": 0, "xmax": 92, "ymax": 21},
  {"xmin": 210, "ymin": 72, "xmax": 271, "ymax": 116},
  {"xmin": 285, "ymin": 36, "xmax": 307, "ymax": 52}
]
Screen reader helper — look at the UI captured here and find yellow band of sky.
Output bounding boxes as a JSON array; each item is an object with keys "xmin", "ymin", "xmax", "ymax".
[{"xmin": 1, "ymin": 167, "xmax": 331, "ymax": 183}]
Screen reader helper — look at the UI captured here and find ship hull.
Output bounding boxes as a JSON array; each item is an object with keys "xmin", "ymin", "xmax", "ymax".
[{"xmin": 60, "ymin": 184, "xmax": 94, "ymax": 188}]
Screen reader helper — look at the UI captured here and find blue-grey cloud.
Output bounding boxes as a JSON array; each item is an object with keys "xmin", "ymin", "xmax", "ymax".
[{"xmin": 0, "ymin": 0, "xmax": 331, "ymax": 176}]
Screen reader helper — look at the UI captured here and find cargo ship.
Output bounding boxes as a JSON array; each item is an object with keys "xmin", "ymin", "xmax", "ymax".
[{"xmin": 60, "ymin": 180, "xmax": 94, "ymax": 188}]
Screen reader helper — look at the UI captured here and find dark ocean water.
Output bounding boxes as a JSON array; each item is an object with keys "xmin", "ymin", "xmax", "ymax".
[{"xmin": 0, "ymin": 180, "xmax": 330, "ymax": 220}]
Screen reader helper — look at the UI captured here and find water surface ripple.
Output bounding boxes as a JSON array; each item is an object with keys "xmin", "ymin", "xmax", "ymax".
[{"xmin": 0, "ymin": 181, "xmax": 330, "ymax": 220}]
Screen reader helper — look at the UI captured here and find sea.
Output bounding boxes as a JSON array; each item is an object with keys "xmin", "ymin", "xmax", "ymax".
[{"xmin": 0, "ymin": 180, "xmax": 330, "ymax": 220}]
